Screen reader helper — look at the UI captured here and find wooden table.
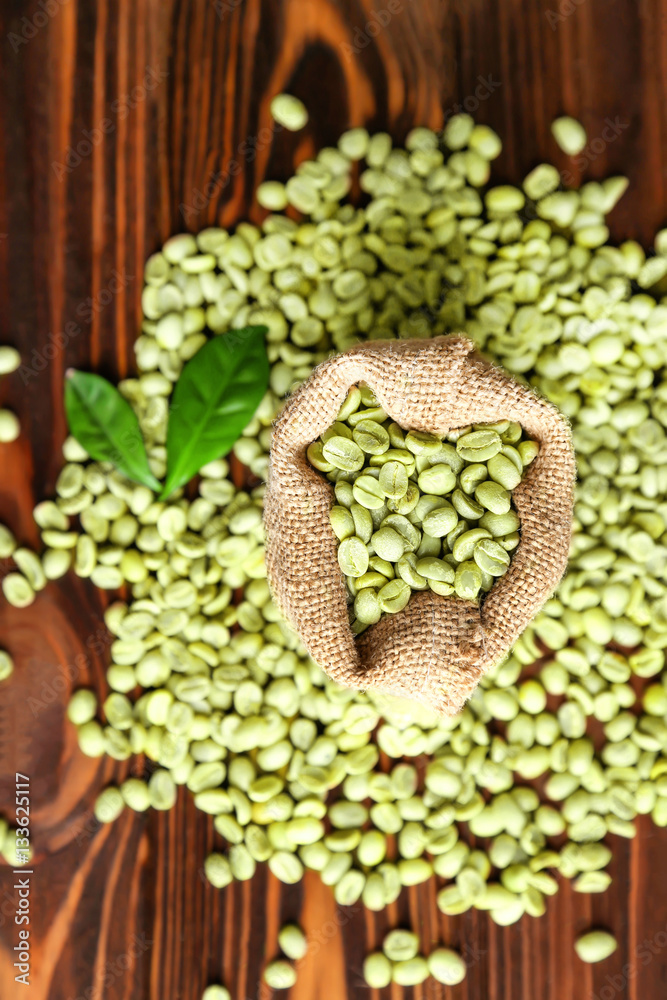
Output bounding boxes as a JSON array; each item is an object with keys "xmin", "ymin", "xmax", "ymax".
[{"xmin": 2, "ymin": 0, "xmax": 667, "ymax": 997}]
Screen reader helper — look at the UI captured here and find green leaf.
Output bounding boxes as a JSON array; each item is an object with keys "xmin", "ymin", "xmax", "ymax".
[
  {"xmin": 64, "ymin": 370, "xmax": 161, "ymax": 491},
  {"xmin": 160, "ymin": 326, "xmax": 269, "ymax": 499}
]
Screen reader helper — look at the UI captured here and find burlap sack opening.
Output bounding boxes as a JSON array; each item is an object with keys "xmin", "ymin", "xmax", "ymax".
[{"xmin": 265, "ymin": 336, "xmax": 575, "ymax": 716}]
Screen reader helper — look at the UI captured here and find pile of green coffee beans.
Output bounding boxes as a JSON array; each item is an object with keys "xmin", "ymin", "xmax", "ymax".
[
  {"xmin": 2, "ymin": 113, "xmax": 667, "ymax": 961},
  {"xmin": 307, "ymin": 384, "xmax": 537, "ymax": 630},
  {"xmin": 364, "ymin": 929, "xmax": 466, "ymax": 988}
]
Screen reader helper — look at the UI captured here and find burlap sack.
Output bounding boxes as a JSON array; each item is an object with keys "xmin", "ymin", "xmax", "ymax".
[{"xmin": 264, "ymin": 336, "xmax": 575, "ymax": 716}]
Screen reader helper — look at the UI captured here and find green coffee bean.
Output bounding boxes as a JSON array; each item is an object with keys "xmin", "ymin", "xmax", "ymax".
[
  {"xmin": 229, "ymin": 843, "xmax": 256, "ymax": 881},
  {"xmin": 338, "ymin": 128, "xmax": 369, "ymax": 160},
  {"xmin": 334, "ymin": 868, "xmax": 366, "ymax": 905},
  {"xmin": 256, "ymin": 180, "xmax": 288, "ymax": 211},
  {"xmin": 457, "ymin": 429, "xmax": 502, "ymax": 462},
  {"xmin": 392, "ymin": 957, "xmax": 429, "ymax": 986},
  {"xmin": 322, "ymin": 436, "xmax": 365, "ymax": 472},
  {"xmin": 397, "ymin": 857, "xmax": 432, "ymax": 885},
  {"xmin": 519, "ymin": 440, "xmax": 539, "ymax": 466},
  {"xmin": 372, "ymin": 526, "xmax": 406, "ymax": 561},
  {"xmin": 278, "ymin": 923, "xmax": 308, "ymax": 960},
  {"xmin": 352, "ymin": 475, "xmax": 386, "ymax": 509},
  {"xmin": 451, "ymin": 488, "xmax": 484, "ymax": 520},
  {"xmin": 414, "ymin": 557, "xmax": 454, "ymax": 583},
  {"xmin": 475, "ymin": 480, "xmax": 511, "ymax": 514},
  {"xmin": 354, "ymin": 588, "xmax": 381, "ymax": 625},
  {"xmin": 0, "ymin": 345, "xmax": 20, "ymax": 374},
  {"xmin": 149, "ymin": 770, "xmax": 177, "ymax": 810},
  {"xmin": 427, "ymin": 948, "xmax": 467, "ymax": 985},
  {"xmin": 121, "ymin": 778, "xmax": 151, "ymax": 812},
  {"xmin": 329, "ymin": 506, "xmax": 355, "ymax": 540},
  {"xmin": 0, "ymin": 409, "xmax": 20, "ymax": 442},
  {"xmin": 396, "ymin": 552, "xmax": 427, "ymax": 589},
  {"xmin": 0, "ymin": 649, "xmax": 14, "ymax": 683},
  {"xmin": 2, "ymin": 573, "xmax": 35, "ymax": 608},
  {"xmin": 379, "ymin": 461, "xmax": 408, "ymax": 499},
  {"xmin": 488, "ymin": 453, "xmax": 523, "ymax": 489},
  {"xmin": 12, "ymin": 548, "xmax": 46, "ymax": 590},
  {"xmin": 458, "ymin": 463, "xmax": 487, "ymax": 494},
  {"xmin": 382, "ymin": 929, "xmax": 419, "ymax": 961},
  {"xmin": 363, "ymin": 952, "xmax": 392, "ymax": 988},
  {"xmin": 378, "ymin": 579, "xmax": 411, "ymax": 613},
  {"xmin": 205, "ymin": 853, "xmax": 233, "ymax": 888},
  {"xmin": 452, "ymin": 527, "xmax": 492, "ymax": 562},
  {"xmin": 337, "ymin": 387, "xmax": 362, "ymax": 420},
  {"xmin": 0, "ymin": 523, "xmax": 17, "ymax": 558},
  {"xmin": 353, "ymin": 419, "xmax": 390, "ymax": 455},
  {"xmin": 306, "ymin": 442, "xmax": 333, "ymax": 472},
  {"xmin": 77, "ymin": 721, "xmax": 106, "ymax": 757},
  {"xmin": 94, "ymin": 786, "xmax": 125, "ymax": 823},
  {"xmin": 201, "ymin": 987, "xmax": 231, "ymax": 1000},
  {"xmin": 523, "ymin": 163, "xmax": 561, "ymax": 200},
  {"xmin": 263, "ymin": 960, "xmax": 297, "ymax": 989},
  {"xmin": 270, "ymin": 93, "xmax": 308, "ymax": 131},
  {"xmin": 268, "ymin": 851, "xmax": 304, "ymax": 884},
  {"xmin": 357, "ymin": 829, "xmax": 387, "ymax": 866},
  {"xmin": 420, "ymin": 459, "xmax": 458, "ymax": 492},
  {"xmin": 421, "ymin": 503, "xmax": 458, "ymax": 537},
  {"xmin": 454, "ymin": 561, "xmax": 482, "ymax": 600},
  {"xmin": 573, "ymin": 871, "xmax": 613, "ymax": 893},
  {"xmin": 574, "ymin": 930, "xmax": 617, "ymax": 963},
  {"xmin": 67, "ymin": 688, "xmax": 98, "ymax": 725},
  {"xmin": 350, "ymin": 504, "xmax": 373, "ymax": 543},
  {"xmin": 474, "ymin": 538, "xmax": 511, "ymax": 576},
  {"xmin": 42, "ymin": 548, "xmax": 72, "ymax": 579},
  {"xmin": 338, "ymin": 536, "xmax": 369, "ymax": 577},
  {"xmin": 551, "ymin": 116, "xmax": 587, "ymax": 156},
  {"xmin": 480, "ymin": 510, "xmax": 520, "ymax": 537}
]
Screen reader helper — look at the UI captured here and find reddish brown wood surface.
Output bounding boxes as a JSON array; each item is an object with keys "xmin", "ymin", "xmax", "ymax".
[{"xmin": 1, "ymin": 1, "xmax": 667, "ymax": 998}]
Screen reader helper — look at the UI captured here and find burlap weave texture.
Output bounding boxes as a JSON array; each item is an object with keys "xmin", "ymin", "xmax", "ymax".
[{"xmin": 264, "ymin": 336, "xmax": 575, "ymax": 715}]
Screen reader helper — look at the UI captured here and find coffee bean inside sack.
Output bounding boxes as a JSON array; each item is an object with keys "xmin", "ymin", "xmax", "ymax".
[{"xmin": 306, "ymin": 383, "xmax": 539, "ymax": 634}]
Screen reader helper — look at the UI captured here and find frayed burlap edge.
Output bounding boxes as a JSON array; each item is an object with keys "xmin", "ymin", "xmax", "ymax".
[{"xmin": 264, "ymin": 336, "xmax": 575, "ymax": 715}]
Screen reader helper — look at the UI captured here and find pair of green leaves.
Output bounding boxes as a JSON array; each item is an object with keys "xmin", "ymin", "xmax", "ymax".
[{"xmin": 64, "ymin": 326, "xmax": 269, "ymax": 500}]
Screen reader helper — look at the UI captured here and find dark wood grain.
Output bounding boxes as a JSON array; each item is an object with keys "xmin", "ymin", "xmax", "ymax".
[{"xmin": 2, "ymin": 1, "xmax": 667, "ymax": 998}]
